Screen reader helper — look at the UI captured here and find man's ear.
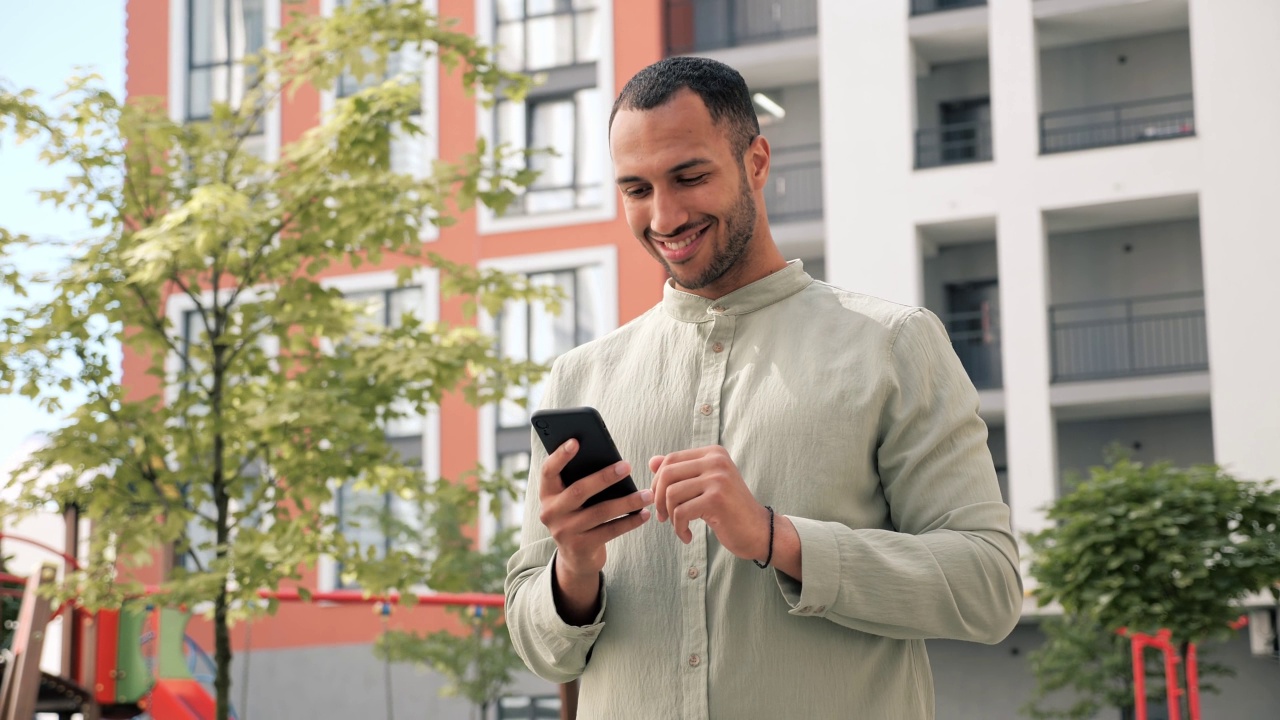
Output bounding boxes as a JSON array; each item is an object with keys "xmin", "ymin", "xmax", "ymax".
[{"xmin": 745, "ymin": 134, "xmax": 771, "ymax": 191}]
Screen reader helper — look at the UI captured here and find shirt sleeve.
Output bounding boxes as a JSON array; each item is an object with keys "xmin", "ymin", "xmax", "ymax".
[
  {"xmin": 773, "ymin": 308, "xmax": 1023, "ymax": 644},
  {"xmin": 503, "ymin": 357, "xmax": 607, "ymax": 683}
]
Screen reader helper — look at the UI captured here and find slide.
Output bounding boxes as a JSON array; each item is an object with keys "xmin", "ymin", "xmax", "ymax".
[{"xmin": 147, "ymin": 678, "xmax": 217, "ymax": 719}]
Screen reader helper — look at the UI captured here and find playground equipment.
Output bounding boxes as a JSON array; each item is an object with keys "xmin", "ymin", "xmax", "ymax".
[
  {"xmin": 1119, "ymin": 615, "xmax": 1253, "ymax": 720},
  {"xmin": 0, "ymin": 531, "xmax": 508, "ymax": 720}
]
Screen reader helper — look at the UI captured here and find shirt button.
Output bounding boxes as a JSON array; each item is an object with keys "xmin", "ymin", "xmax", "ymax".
[
  {"xmin": 687, "ymin": 567, "xmax": 699, "ymax": 579},
  {"xmin": 712, "ymin": 342, "xmax": 724, "ymax": 353},
  {"xmin": 815, "ymin": 606, "xmax": 826, "ymax": 614},
  {"xmin": 710, "ymin": 305, "xmax": 726, "ymax": 314},
  {"xmin": 799, "ymin": 606, "xmax": 812, "ymax": 614},
  {"xmin": 688, "ymin": 654, "xmax": 701, "ymax": 667},
  {"xmin": 699, "ymin": 403, "xmax": 712, "ymax": 416}
]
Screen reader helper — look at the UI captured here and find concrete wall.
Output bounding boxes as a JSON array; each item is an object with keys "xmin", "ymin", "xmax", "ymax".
[
  {"xmin": 1057, "ymin": 410, "xmax": 1214, "ymax": 491},
  {"xmin": 228, "ymin": 643, "xmax": 556, "ymax": 720},
  {"xmin": 916, "ymin": 59, "xmax": 992, "ymax": 130},
  {"xmin": 1040, "ymin": 30, "xmax": 1194, "ymax": 113},
  {"xmin": 753, "ymin": 82, "xmax": 821, "ymax": 150},
  {"xmin": 1048, "ymin": 220, "xmax": 1203, "ymax": 305}
]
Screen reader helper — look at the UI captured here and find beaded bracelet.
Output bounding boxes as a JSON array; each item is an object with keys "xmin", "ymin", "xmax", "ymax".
[{"xmin": 753, "ymin": 505, "xmax": 775, "ymax": 569}]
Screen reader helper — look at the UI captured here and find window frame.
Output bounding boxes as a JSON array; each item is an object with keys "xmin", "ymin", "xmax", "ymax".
[
  {"xmin": 475, "ymin": 246, "xmax": 619, "ymax": 546},
  {"xmin": 312, "ymin": 269, "xmax": 441, "ymax": 593},
  {"xmin": 475, "ymin": 0, "xmax": 616, "ymax": 233},
  {"xmin": 170, "ymin": 0, "xmax": 282, "ymax": 159}
]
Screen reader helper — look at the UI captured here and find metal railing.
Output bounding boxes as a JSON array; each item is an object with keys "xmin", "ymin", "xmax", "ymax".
[
  {"xmin": 1050, "ymin": 291, "xmax": 1208, "ymax": 382},
  {"xmin": 665, "ymin": 0, "xmax": 819, "ymax": 55},
  {"xmin": 1041, "ymin": 94, "xmax": 1195, "ymax": 154},
  {"xmin": 765, "ymin": 143, "xmax": 823, "ymax": 223},
  {"xmin": 911, "ymin": 0, "xmax": 987, "ymax": 15},
  {"xmin": 916, "ymin": 120, "xmax": 993, "ymax": 169},
  {"xmin": 943, "ymin": 307, "xmax": 1002, "ymax": 389},
  {"xmin": 497, "ymin": 694, "xmax": 562, "ymax": 719}
]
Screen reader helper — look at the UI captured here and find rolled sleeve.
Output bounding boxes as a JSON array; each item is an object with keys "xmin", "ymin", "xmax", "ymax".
[
  {"xmin": 505, "ymin": 544, "xmax": 607, "ymax": 682},
  {"xmin": 775, "ymin": 516, "xmax": 841, "ymax": 617}
]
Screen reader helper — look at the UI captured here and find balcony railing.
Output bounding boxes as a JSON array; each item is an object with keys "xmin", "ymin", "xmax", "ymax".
[
  {"xmin": 944, "ymin": 307, "xmax": 1002, "ymax": 390},
  {"xmin": 764, "ymin": 143, "xmax": 823, "ymax": 223},
  {"xmin": 916, "ymin": 120, "xmax": 993, "ymax": 169},
  {"xmin": 911, "ymin": 0, "xmax": 987, "ymax": 15},
  {"xmin": 1041, "ymin": 94, "xmax": 1195, "ymax": 154},
  {"xmin": 497, "ymin": 694, "xmax": 561, "ymax": 719},
  {"xmin": 665, "ymin": 0, "xmax": 819, "ymax": 56},
  {"xmin": 1050, "ymin": 292, "xmax": 1208, "ymax": 382}
]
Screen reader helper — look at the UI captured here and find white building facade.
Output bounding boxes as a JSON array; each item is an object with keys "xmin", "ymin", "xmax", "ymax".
[{"xmin": 680, "ymin": 0, "xmax": 1279, "ymax": 716}]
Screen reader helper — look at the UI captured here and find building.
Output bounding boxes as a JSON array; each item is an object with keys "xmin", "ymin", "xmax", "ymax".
[{"xmin": 117, "ymin": 0, "xmax": 1279, "ymax": 718}]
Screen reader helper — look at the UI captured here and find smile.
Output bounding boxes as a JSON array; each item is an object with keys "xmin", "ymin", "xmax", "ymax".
[{"xmin": 653, "ymin": 222, "xmax": 710, "ymax": 261}]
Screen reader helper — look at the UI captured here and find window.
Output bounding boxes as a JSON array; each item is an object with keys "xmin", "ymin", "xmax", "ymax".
[
  {"xmin": 492, "ymin": 0, "xmax": 606, "ymax": 216},
  {"xmin": 187, "ymin": 0, "xmax": 266, "ymax": 124},
  {"xmin": 492, "ymin": 265, "xmax": 605, "ymax": 530},
  {"xmin": 335, "ymin": 286, "xmax": 426, "ymax": 587}
]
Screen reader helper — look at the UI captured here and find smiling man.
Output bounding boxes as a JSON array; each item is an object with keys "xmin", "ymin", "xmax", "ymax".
[{"xmin": 504, "ymin": 57, "xmax": 1022, "ymax": 719}]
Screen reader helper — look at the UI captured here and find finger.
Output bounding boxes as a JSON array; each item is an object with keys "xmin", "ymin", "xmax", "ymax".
[
  {"xmin": 648, "ymin": 455, "xmax": 664, "ymax": 473},
  {"xmin": 539, "ymin": 438, "xmax": 578, "ymax": 500},
  {"xmin": 580, "ymin": 506, "xmax": 652, "ymax": 547},
  {"xmin": 669, "ymin": 495, "xmax": 712, "ymax": 545},
  {"xmin": 577, "ymin": 489, "xmax": 653, "ymax": 533},
  {"xmin": 666, "ymin": 480, "xmax": 710, "ymax": 543},
  {"xmin": 654, "ymin": 457, "xmax": 708, "ymax": 523},
  {"xmin": 553, "ymin": 459, "xmax": 632, "ymax": 516}
]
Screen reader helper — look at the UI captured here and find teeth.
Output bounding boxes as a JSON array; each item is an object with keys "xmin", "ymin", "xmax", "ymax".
[{"xmin": 662, "ymin": 226, "xmax": 702, "ymax": 251}]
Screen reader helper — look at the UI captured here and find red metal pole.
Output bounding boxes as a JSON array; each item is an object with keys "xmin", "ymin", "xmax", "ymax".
[
  {"xmin": 1156, "ymin": 630, "xmax": 1182, "ymax": 720},
  {"xmin": 1132, "ymin": 634, "xmax": 1149, "ymax": 720},
  {"xmin": 1185, "ymin": 643, "xmax": 1201, "ymax": 720}
]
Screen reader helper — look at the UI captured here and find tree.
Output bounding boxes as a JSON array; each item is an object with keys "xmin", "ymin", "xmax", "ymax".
[
  {"xmin": 1021, "ymin": 613, "xmax": 1232, "ymax": 720},
  {"xmin": 374, "ymin": 466, "xmax": 523, "ymax": 719},
  {"xmin": 0, "ymin": 3, "xmax": 550, "ymax": 719},
  {"xmin": 1026, "ymin": 457, "xmax": 1280, "ymax": 717}
]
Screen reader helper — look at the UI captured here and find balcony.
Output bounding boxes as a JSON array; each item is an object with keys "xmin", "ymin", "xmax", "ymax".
[
  {"xmin": 1050, "ymin": 292, "xmax": 1208, "ymax": 383},
  {"xmin": 943, "ymin": 305, "xmax": 1002, "ymax": 390},
  {"xmin": 911, "ymin": 0, "xmax": 986, "ymax": 16},
  {"xmin": 665, "ymin": 0, "xmax": 818, "ymax": 56},
  {"xmin": 765, "ymin": 144, "xmax": 822, "ymax": 223},
  {"xmin": 916, "ymin": 119, "xmax": 993, "ymax": 168},
  {"xmin": 1040, "ymin": 94, "xmax": 1195, "ymax": 154}
]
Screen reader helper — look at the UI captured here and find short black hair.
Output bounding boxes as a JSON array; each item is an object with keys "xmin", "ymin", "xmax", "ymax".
[{"xmin": 609, "ymin": 57, "xmax": 760, "ymax": 156}]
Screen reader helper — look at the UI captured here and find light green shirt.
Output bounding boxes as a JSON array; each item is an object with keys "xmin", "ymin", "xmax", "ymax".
[{"xmin": 505, "ymin": 261, "xmax": 1022, "ymax": 719}]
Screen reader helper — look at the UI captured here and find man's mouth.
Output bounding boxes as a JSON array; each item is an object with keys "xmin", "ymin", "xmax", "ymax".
[{"xmin": 653, "ymin": 222, "xmax": 710, "ymax": 261}]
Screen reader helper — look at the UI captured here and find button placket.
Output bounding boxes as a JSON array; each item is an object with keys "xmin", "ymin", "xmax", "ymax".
[{"xmin": 679, "ymin": 314, "xmax": 733, "ymax": 717}]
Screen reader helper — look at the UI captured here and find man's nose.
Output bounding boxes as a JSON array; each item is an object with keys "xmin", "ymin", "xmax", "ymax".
[{"xmin": 650, "ymin": 188, "xmax": 690, "ymax": 238}]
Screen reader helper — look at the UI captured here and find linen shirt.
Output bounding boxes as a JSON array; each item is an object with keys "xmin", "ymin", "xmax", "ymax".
[{"xmin": 505, "ymin": 261, "xmax": 1022, "ymax": 719}]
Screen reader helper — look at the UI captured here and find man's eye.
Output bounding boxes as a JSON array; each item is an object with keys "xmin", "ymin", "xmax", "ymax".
[
  {"xmin": 624, "ymin": 187, "xmax": 650, "ymax": 198},
  {"xmin": 678, "ymin": 174, "xmax": 708, "ymax": 185}
]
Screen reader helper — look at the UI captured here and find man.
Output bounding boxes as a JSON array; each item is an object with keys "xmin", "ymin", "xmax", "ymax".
[{"xmin": 504, "ymin": 57, "xmax": 1021, "ymax": 719}]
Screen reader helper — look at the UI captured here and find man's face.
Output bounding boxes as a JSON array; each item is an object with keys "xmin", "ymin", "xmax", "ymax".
[{"xmin": 610, "ymin": 89, "xmax": 763, "ymax": 297}]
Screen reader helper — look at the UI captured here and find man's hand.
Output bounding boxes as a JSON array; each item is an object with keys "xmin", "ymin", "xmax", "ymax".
[
  {"xmin": 539, "ymin": 438, "xmax": 652, "ymax": 624},
  {"xmin": 649, "ymin": 446, "xmax": 772, "ymax": 564}
]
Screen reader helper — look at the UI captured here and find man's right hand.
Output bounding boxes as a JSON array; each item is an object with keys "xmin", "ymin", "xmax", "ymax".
[{"xmin": 539, "ymin": 438, "xmax": 652, "ymax": 625}]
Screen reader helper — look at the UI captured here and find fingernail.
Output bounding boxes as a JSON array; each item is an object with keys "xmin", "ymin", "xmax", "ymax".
[
  {"xmin": 564, "ymin": 439, "xmax": 577, "ymax": 453},
  {"xmin": 614, "ymin": 461, "xmax": 628, "ymax": 477},
  {"xmin": 640, "ymin": 490, "xmax": 653, "ymax": 504},
  {"xmin": 640, "ymin": 508, "xmax": 651, "ymax": 521}
]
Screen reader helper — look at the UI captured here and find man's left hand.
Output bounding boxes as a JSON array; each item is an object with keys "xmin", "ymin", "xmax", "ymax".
[{"xmin": 649, "ymin": 446, "xmax": 771, "ymax": 563}]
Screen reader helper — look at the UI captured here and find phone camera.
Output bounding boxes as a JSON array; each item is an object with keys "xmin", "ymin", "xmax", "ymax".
[{"xmin": 534, "ymin": 419, "xmax": 549, "ymax": 429}]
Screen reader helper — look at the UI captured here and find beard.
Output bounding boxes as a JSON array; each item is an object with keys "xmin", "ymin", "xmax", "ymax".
[{"xmin": 658, "ymin": 170, "xmax": 757, "ymax": 292}]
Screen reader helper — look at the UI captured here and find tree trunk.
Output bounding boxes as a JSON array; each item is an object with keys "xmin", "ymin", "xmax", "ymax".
[{"xmin": 215, "ymin": 583, "xmax": 232, "ymax": 720}]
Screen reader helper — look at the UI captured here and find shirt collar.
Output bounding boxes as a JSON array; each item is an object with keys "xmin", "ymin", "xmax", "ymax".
[{"xmin": 661, "ymin": 260, "xmax": 813, "ymax": 323}]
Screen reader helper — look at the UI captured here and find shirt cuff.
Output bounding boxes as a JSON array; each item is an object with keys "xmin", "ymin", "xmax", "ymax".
[
  {"xmin": 774, "ymin": 516, "xmax": 840, "ymax": 618},
  {"xmin": 532, "ymin": 551, "xmax": 607, "ymax": 655}
]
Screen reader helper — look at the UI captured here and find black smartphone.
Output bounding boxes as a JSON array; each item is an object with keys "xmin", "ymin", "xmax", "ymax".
[{"xmin": 530, "ymin": 406, "xmax": 640, "ymax": 509}]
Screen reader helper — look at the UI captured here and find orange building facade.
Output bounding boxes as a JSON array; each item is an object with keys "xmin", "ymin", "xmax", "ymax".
[{"xmin": 123, "ymin": 1, "xmax": 667, "ymax": 715}]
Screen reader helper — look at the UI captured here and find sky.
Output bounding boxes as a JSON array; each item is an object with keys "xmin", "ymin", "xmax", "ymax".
[{"xmin": 0, "ymin": 2, "xmax": 126, "ymax": 467}]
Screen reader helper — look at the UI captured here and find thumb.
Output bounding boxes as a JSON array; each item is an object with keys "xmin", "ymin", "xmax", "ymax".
[{"xmin": 648, "ymin": 455, "xmax": 665, "ymax": 473}]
